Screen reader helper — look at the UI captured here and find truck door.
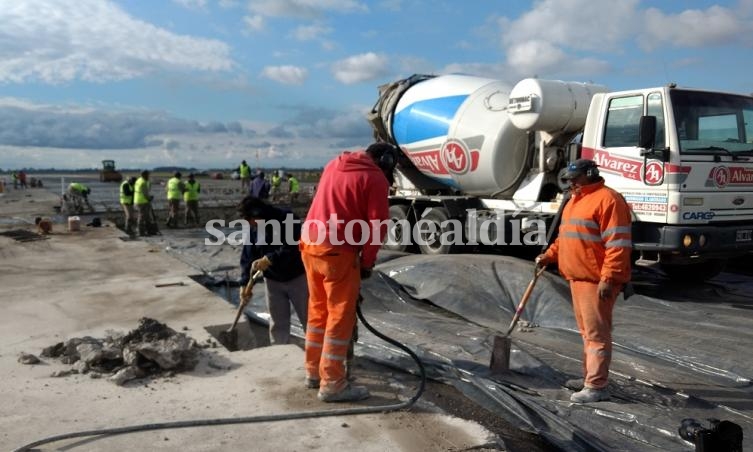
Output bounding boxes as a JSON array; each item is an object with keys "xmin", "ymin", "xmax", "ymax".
[{"xmin": 586, "ymin": 91, "xmax": 670, "ymax": 223}]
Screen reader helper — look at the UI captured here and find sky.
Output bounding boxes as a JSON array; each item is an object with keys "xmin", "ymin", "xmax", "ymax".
[{"xmin": 1, "ymin": 0, "xmax": 753, "ymax": 170}]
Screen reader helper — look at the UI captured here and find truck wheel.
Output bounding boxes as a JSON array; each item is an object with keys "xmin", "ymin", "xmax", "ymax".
[
  {"xmin": 416, "ymin": 207, "xmax": 456, "ymax": 255},
  {"xmin": 383, "ymin": 205, "xmax": 411, "ymax": 252},
  {"xmin": 660, "ymin": 259, "xmax": 726, "ymax": 282}
]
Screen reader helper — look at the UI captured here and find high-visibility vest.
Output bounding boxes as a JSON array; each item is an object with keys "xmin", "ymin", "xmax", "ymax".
[
  {"xmin": 134, "ymin": 177, "xmax": 150, "ymax": 205},
  {"xmin": 167, "ymin": 177, "xmax": 182, "ymax": 200},
  {"xmin": 271, "ymin": 174, "xmax": 281, "ymax": 187},
  {"xmin": 120, "ymin": 181, "xmax": 134, "ymax": 205},
  {"xmin": 184, "ymin": 181, "xmax": 200, "ymax": 202},
  {"xmin": 69, "ymin": 182, "xmax": 87, "ymax": 193},
  {"xmin": 289, "ymin": 177, "xmax": 300, "ymax": 193},
  {"xmin": 239, "ymin": 163, "xmax": 250, "ymax": 178}
]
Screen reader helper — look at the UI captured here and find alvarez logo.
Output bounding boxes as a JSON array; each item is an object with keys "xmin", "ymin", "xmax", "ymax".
[
  {"xmin": 592, "ymin": 150, "xmax": 642, "ymax": 181},
  {"xmin": 707, "ymin": 166, "xmax": 753, "ymax": 188}
]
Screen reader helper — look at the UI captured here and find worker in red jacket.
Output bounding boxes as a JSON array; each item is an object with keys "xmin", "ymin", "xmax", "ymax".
[
  {"xmin": 536, "ymin": 159, "xmax": 632, "ymax": 403},
  {"xmin": 301, "ymin": 142, "xmax": 397, "ymax": 403}
]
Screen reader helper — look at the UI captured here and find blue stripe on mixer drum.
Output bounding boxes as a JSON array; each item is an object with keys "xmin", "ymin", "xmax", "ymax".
[{"xmin": 392, "ymin": 95, "xmax": 467, "ymax": 144}]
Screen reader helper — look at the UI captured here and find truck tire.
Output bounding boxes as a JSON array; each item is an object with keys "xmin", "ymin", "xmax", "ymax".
[
  {"xmin": 660, "ymin": 259, "xmax": 726, "ymax": 282},
  {"xmin": 383, "ymin": 205, "xmax": 411, "ymax": 252},
  {"xmin": 416, "ymin": 207, "xmax": 457, "ymax": 255}
]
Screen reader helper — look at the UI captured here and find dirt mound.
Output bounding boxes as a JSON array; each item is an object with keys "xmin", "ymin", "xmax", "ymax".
[{"xmin": 38, "ymin": 317, "xmax": 204, "ymax": 385}]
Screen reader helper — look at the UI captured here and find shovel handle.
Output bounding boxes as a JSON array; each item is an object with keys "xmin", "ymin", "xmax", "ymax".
[
  {"xmin": 504, "ymin": 265, "xmax": 546, "ymax": 337},
  {"xmin": 228, "ymin": 271, "xmax": 263, "ymax": 332}
]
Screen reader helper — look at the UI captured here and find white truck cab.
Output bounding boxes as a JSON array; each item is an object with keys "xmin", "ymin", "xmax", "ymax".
[{"xmin": 581, "ymin": 86, "xmax": 753, "ymax": 278}]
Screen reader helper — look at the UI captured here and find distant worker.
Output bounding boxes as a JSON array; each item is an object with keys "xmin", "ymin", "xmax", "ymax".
[
  {"xmin": 238, "ymin": 196, "xmax": 308, "ymax": 345},
  {"xmin": 301, "ymin": 142, "xmax": 396, "ymax": 403},
  {"xmin": 535, "ymin": 159, "xmax": 632, "ymax": 404},
  {"xmin": 288, "ymin": 173, "xmax": 300, "ymax": 202},
  {"xmin": 120, "ymin": 176, "xmax": 137, "ymax": 236},
  {"xmin": 239, "ymin": 160, "xmax": 251, "ymax": 190},
  {"xmin": 12, "ymin": 171, "xmax": 18, "ymax": 189},
  {"xmin": 183, "ymin": 173, "xmax": 201, "ymax": 227},
  {"xmin": 134, "ymin": 170, "xmax": 156, "ymax": 236},
  {"xmin": 18, "ymin": 171, "xmax": 28, "ymax": 189},
  {"xmin": 67, "ymin": 182, "xmax": 93, "ymax": 213},
  {"xmin": 270, "ymin": 171, "xmax": 282, "ymax": 200},
  {"xmin": 165, "ymin": 172, "xmax": 184, "ymax": 228},
  {"xmin": 249, "ymin": 170, "xmax": 271, "ymax": 200}
]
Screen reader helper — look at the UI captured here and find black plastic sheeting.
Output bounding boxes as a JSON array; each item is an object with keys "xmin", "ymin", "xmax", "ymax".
[{"xmin": 239, "ymin": 253, "xmax": 753, "ymax": 451}]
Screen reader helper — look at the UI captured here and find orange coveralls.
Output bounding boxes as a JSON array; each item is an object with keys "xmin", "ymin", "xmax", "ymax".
[
  {"xmin": 544, "ymin": 179, "xmax": 632, "ymax": 389},
  {"xmin": 301, "ymin": 151, "xmax": 390, "ymax": 395}
]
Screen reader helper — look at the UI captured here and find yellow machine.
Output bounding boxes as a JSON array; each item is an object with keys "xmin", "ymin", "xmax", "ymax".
[{"xmin": 99, "ymin": 160, "xmax": 123, "ymax": 182}]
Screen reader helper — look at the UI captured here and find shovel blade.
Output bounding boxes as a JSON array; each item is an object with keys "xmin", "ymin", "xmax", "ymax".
[{"xmin": 489, "ymin": 335, "xmax": 511, "ymax": 374}]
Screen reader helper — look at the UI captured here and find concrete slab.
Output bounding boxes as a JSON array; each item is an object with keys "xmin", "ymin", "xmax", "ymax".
[{"xmin": 0, "ymin": 189, "xmax": 494, "ymax": 451}]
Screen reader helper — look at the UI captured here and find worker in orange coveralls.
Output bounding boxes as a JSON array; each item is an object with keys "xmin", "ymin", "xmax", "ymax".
[
  {"xmin": 536, "ymin": 159, "xmax": 632, "ymax": 403},
  {"xmin": 300, "ymin": 142, "xmax": 397, "ymax": 403}
]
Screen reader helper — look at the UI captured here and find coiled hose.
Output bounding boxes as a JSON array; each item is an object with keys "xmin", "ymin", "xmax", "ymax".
[{"xmin": 13, "ymin": 299, "xmax": 426, "ymax": 452}]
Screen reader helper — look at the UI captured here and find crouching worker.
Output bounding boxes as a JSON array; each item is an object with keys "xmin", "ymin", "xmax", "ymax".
[
  {"xmin": 300, "ymin": 142, "xmax": 396, "ymax": 403},
  {"xmin": 238, "ymin": 196, "xmax": 308, "ymax": 346},
  {"xmin": 67, "ymin": 182, "xmax": 93, "ymax": 213}
]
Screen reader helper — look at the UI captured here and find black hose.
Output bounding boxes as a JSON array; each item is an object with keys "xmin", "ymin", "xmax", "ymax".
[{"xmin": 13, "ymin": 292, "xmax": 426, "ymax": 452}]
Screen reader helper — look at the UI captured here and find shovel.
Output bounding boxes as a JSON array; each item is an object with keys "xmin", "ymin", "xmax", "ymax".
[
  {"xmin": 490, "ymin": 264, "xmax": 547, "ymax": 374},
  {"xmin": 219, "ymin": 270, "xmax": 263, "ymax": 350}
]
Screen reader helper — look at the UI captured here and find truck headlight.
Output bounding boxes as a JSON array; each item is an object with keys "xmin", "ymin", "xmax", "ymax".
[
  {"xmin": 683, "ymin": 234, "xmax": 694, "ymax": 247},
  {"xmin": 698, "ymin": 234, "xmax": 707, "ymax": 247}
]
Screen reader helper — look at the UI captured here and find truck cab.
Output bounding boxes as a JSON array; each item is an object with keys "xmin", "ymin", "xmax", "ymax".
[{"xmin": 581, "ymin": 86, "xmax": 753, "ymax": 279}]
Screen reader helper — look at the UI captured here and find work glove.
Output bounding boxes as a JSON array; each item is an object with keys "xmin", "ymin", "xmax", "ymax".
[
  {"xmin": 360, "ymin": 267, "xmax": 373, "ymax": 280},
  {"xmin": 251, "ymin": 256, "xmax": 272, "ymax": 272},
  {"xmin": 534, "ymin": 254, "xmax": 551, "ymax": 267}
]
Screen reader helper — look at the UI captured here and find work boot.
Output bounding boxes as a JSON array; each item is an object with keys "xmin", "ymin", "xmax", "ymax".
[
  {"xmin": 317, "ymin": 384, "xmax": 370, "ymax": 403},
  {"xmin": 565, "ymin": 378, "xmax": 584, "ymax": 391},
  {"xmin": 304, "ymin": 377, "xmax": 320, "ymax": 389},
  {"xmin": 570, "ymin": 387, "xmax": 610, "ymax": 403}
]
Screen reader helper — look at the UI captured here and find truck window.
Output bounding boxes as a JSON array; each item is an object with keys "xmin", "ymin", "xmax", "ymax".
[
  {"xmin": 699, "ymin": 114, "xmax": 738, "ymax": 141},
  {"xmin": 603, "ymin": 95, "xmax": 644, "ymax": 148},
  {"xmin": 745, "ymin": 110, "xmax": 753, "ymax": 144},
  {"xmin": 647, "ymin": 92, "xmax": 666, "ymax": 147}
]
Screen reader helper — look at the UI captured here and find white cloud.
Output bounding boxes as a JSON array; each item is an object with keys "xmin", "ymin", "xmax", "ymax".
[
  {"xmin": 0, "ymin": 0, "xmax": 234, "ymax": 84},
  {"xmin": 246, "ymin": 0, "xmax": 368, "ymax": 20},
  {"xmin": 292, "ymin": 24, "xmax": 332, "ymax": 41},
  {"xmin": 172, "ymin": 0, "xmax": 208, "ymax": 10},
  {"xmin": 331, "ymin": 53, "xmax": 391, "ymax": 84},
  {"xmin": 641, "ymin": 5, "xmax": 751, "ymax": 50},
  {"xmin": 261, "ymin": 65, "xmax": 308, "ymax": 85},
  {"xmin": 243, "ymin": 14, "xmax": 265, "ymax": 32}
]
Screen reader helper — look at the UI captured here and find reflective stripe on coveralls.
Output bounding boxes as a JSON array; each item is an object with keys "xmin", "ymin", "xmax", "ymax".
[
  {"xmin": 167, "ymin": 177, "xmax": 182, "ymax": 200},
  {"xmin": 134, "ymin": 177, "xmax": 150, "ymax": 205},
  {"xmin": 119, "ymin": 181, "xmax": 134, "ymax": 205},
  {"xmin": 183, "ymin": 181, "xmax": 200, "ymax": 202},
  {"xmin": 301, "ymin": 242, "xmax": 361, "ymax": 394},
  {"xmin": 289, "ymin": 177, "xmax": 300, "ymax": 193}
]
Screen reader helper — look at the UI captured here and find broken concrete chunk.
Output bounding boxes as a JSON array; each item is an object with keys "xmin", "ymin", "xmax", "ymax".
[
  {"xmin": 18, "ymin": 353, "xmax": 41, "ymax": 365},
  {"xmin": 109, "ymin": 366, "xmax": 146, "ymax": 386},
  {"xmin": 51, "ymin": 369, "xmax": 78, "ymax": 378},
  {"xmin": 135, "ymin": 334, "xmax": 198, "ymax": 370}
]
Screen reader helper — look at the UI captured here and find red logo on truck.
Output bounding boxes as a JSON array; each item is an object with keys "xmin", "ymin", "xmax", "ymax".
[
  {"xmin": 707, "ymin": 166, "xmax": 753, "ymax": 188},
  {"xmin": 441, "ymin": 140, "xmax": 470, "ymax": 175},
  {"xmin": 592, "ymin": 150, "xmax": 642, "ymax": 181},
  {"xmin": 644, "ymin": 160, "xmax": 664, "ymax": 185}
]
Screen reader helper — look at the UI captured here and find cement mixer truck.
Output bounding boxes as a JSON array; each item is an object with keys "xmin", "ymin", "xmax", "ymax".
[{"xmin": 368, "ymin": 74, "xmax": 753, "ymax": 281}]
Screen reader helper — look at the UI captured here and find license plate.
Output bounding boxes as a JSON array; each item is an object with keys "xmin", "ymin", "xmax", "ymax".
[{"xmin": 737, "ymin": 229, "xmax": 753, "ymax": 242}]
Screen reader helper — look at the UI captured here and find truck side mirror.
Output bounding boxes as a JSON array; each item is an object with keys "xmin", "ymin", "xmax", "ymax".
[{"xmin": 638, "ymin": 116, "xmax": 656, "ymax": 153}]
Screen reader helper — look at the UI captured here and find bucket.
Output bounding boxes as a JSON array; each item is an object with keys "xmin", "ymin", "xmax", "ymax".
[{"xmin": 68, "ymin": 216, "xmax": 81, "ymax": 232}]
